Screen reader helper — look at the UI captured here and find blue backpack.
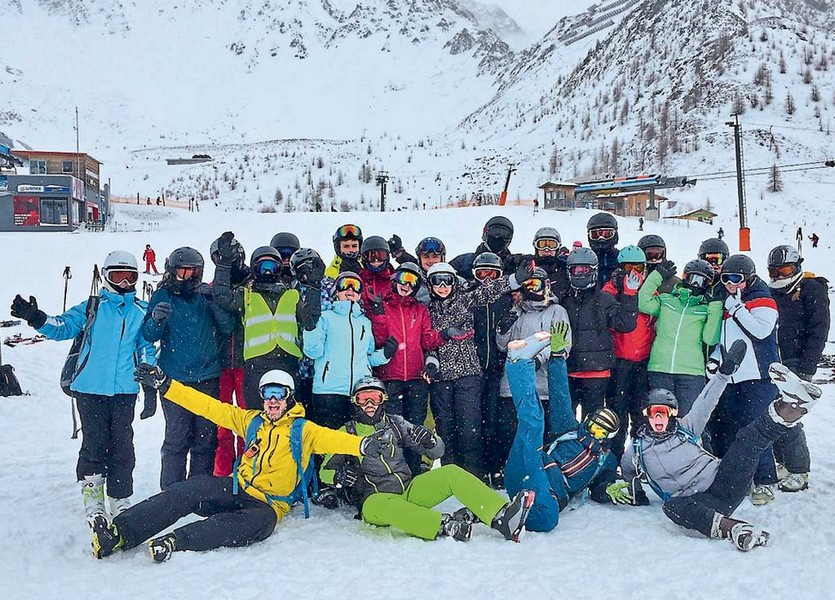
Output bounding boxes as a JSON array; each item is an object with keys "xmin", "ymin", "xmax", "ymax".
[
  {"xmin": 232, "ymin": 415, "xmax": 319, "ymax": 518},
  {"xmin": 632, "ymin": 424, "xmax": 700, "ymax": 502}
]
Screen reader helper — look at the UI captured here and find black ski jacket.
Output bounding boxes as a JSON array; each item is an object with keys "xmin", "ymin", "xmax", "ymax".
[{"xmin": 772, "ymin": 273, "xmax": 830, "ymax": 378}]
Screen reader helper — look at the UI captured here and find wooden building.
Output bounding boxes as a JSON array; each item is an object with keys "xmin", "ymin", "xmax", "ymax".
[
  {"xmin": 664, "ymin": 208, "xmax": 717, "ymax": 224},
  {"xmin": 11, "ymin": 150, "xmax": 102, "ymax": 197},
  {"xmin": 539, "ymin": 181, "xmax": 577, "ymax": 210}
]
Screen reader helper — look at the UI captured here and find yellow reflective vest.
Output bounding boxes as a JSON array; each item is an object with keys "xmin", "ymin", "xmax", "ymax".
[{"xmin": 243, "ymin": 288, "xmax": 302, "ymax": 360}]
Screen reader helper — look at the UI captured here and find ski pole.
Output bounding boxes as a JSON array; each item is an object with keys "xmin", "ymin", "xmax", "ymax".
[{"xmin": 62, "ymin": 266, "xmax": 72, "ymax": 312}]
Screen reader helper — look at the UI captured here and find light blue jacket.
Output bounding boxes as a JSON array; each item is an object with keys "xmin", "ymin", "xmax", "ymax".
[
  {"xmin": 38, "ymin": 289, "xmax": 157, "ymax": 397},
  {"xmin": 303, "ymin": 300, "xmax": 389, "ymax": 395}
]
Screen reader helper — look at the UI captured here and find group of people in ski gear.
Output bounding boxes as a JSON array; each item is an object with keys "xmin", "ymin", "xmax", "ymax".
[{"xmin": 8, "ymin": 210, "xmax": 829, "ymax": 560}]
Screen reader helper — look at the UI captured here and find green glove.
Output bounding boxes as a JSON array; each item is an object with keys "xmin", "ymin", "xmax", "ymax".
[
  {"xmin": 550, "ymin": 321, "xmax": 570, "ymax": 355},
  {"xmin": 606, "ymin": 482, "xmax": 634, "ymax": 505}
]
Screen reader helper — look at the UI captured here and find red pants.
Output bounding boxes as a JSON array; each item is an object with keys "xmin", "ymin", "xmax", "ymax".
[
  {"xmin": 213, "ymin": 368, "xmax": 246, "ymax": 477},
  {"xmin": 145, "ymin": 260, "xmax": 159, "ymax": 274}
]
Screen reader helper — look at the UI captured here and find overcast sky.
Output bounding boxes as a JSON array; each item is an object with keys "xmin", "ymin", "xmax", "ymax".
[{"xmin": 476, "ymin": 1, "xmax": 600, "ymax": 39}]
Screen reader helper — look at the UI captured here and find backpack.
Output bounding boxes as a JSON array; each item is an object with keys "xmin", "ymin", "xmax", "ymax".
[
  {"xmin": 232, "ymin": 416, "xmax": 319, "ymax": 518},
  {"xmin": 631, "ymin": 424, "xmax": 700, "ymax": 502}
]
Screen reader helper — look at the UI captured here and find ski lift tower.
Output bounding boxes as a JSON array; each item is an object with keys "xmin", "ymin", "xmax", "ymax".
[{"xmin": 573, "ymin": 174, "xmax": 697, "ymax": 222}]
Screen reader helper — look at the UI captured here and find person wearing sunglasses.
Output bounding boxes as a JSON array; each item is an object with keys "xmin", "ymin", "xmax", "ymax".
[
  {"xmin": 766, "ymin": 245, "xmax": 829, "ymax": 493},
  {"xmin": 324, "ymin": 223, "xmax": 364, "ymax": 280},
  {"xmin": 561, "ymin": 247, "xmax": 638, "ymax": 419},
  {"xmin": 425, "ymin": 259, "xmax": 534, "ymax": 479},
  {"xmin": 501, "ymin": 324, "xmax": 621, "ymax": 532},
  {"xmin": 144, "ymin": 246, "xmax": 235, "ymax": 491},
  {"xmin": 698, "ymin": 237, "xmax": 730, "ymax": 302},
  {"xmin": 532, "ymin": 227, "xmax": 570, "ymax": 302},
  {"xmin": 11, "ymin": 251, "xmax": 156, "ymax": 527},
  {"xmin": 706, "ymin": 254, "xmax": 782, "ymax": 506},
  {"xmin": 269, "ymin": 231, "xmax": 301, "ymax": 286},
  {"xmin": 91, "ymin": 365, "xmax": 392, "ymax": 562},
  {"xmin": 449, "ymin": 215, "xmax": 522, "ymax": 282},
  {"xmin": 320, "ymin": 377, "xmax": 535, "ymax": 542},
  {"xmin": 621, "ymin": 343, "xmax": 823, "ymax": 552},
  {"xmin": 586, "ymin": 212, "xmax": 620, "ymax": 286}
]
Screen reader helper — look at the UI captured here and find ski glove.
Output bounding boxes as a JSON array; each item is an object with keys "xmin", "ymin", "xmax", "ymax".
[
  {"xmin": 409, "ymin": 425, "xmax": 436, "ymax": 449},
  {"xmin": 213, "ymin": 231, "xmax": 241, "ymax": 266},
  {"xmin": 134, "ymin": 363, "xmax": 171, "ymax": 394},
  {"xmin": 706, "ymin": 358, "xmax": 720, "ymax": 377},
  {"xmin": 441, "ymin": 327, "xmax": 474, "ymax": 342},
  {"xmin": 724, "ymin": 290, "xmax": 744, "ymax": 315},
  {"xmin": 151, "ymin": 302, "xmax": 173, "ymax": 324},
  {"xmin": 10, "ymin": 294, "xmax": 46, "ymax": 329},
  {"xmin": 496, "ymin": 310, "xmax": 519, "ymax": 335},
  {"xmin": 606, "ymin": 482, "xmax": 635, "ymax": 505},
  {"xmin": 382, "ymin": 336, "xmax": 399, "ymax": 359},
  {"xmin": 655, "ymin": 260, "xmax": 677, "ymax": 281},
  {"xmin": 334, "ymin": 465, "xmax": 359, "ymax": 490},
  {"xmin": 296, "ymin": 256, "xmax": 326, "ymax": 287},
  {"xmin": 550, "ymin": 321, "xmax": 571, "ymax": 355},
  {"xmin": 423, "ymin": 355, "xmax": 440, "ymax": 383},
  {"xmin": 718, "ymin": 339, "xmax": 747, "ymax": 376},
  {"xmin": 514, "ymin": 258, "xmax": 535, "ymax": 285},
  {"xmin": 360, "ymin": 429, "xmax": 392, "ymax": 457},
  {"xmin": 624, "ymin": 270, "xmax": 642, "ymax": 292},
  {"xmin": 369, "ymin": 295, "xmax": 385, "ymax": 316},
  {"xmin": 388, "ymin": 234, "xmax": 404, "ymax": 256},
  {"xmin": 140, "ymin": 385, "xmax": 158, "ymax": 420},
  {"xmin": 298, "ymin": 294, "xmax": 322, "ymax": 331}
]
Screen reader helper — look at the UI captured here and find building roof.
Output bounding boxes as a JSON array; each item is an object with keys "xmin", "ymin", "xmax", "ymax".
[
  {"xmin": 11, "ymin": 150, "xmax": 102, "ymax": 165},
  {"xmin": 539, "ymin": 180, "xmax": 578, "ymax": 188},
  {"xmin": 664, "ymin": 209, "xmax": 718, "ymax": 219}
]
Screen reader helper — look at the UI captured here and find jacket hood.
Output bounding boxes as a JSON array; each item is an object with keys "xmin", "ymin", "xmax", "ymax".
[
  {"xmin": 100, "ymin": 288, "xmax": 136, "ymax": 305},
  {"xmin": 520, "ymin": 298, "xmax": 550, "ymax": 312},
  {"xmin": 332, "ymin": 299, "xmax": 364, "ymax": 316}
]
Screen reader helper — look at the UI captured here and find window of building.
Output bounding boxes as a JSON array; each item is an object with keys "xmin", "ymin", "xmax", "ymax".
[
  {"xmin": 40, "ymin": 197, "xmax": 69, "ymax": 225},
  {"xmin": 62, "ymin": 161, "xmax": 74, "ymax": 173},
  {"xmin": 557, "ymin": 190, "xmax": 567, "ymax": 200},
  {"xmin": 29, "ymin": 160, "xmax": 46, "ymax": 175}
]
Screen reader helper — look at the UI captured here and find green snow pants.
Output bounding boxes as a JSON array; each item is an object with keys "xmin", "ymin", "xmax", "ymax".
[{"xmin": 361, "ymin": 464, "xmax": 506, "ymax": 540}]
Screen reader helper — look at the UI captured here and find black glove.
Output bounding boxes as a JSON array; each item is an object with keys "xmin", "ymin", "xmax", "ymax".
[
  {"xmin": 11, "ymin": 294, "xmax": 47, "ymax": 329},
  {"xmin": 134, "ymin": 363, "xmax": 171, "ymax": 394},
  {"xmin": 718, "ymin": 339, "xmax": 747, "ymax": 376},
  {"xmin": 140, "ymin": 385, "xmax": 158, "ymax": 420},
  {"xmin": 213, "ymin": 231, "xmax": 241, "ymax": 266},
  {"xmin": 360, "ymin": 429, "xmax": 392, "ymax": 457},
  {"xmin": 496, "ymin": 310, "xmax": 519, "ymax": 335},
  {"xmin": 369, "ymin": 295, "xmax": 385, "ymax": 316},
  {"xmin": 633, "ymin": 489, "xmax": 650, "ymax": 506},
  {"xmin": 440, "ymin": 326, "xmax": 473, "ymax": 342},
  {"xmin": 151, "ymin": 302, "xmax": 173, "ymax": 324},
  {"xmin": 388, "ymin": 234, "xmax": 403, "ymax": 255},
  {"xmin": 424, "ymin": 356, "xmax": 440, "ymax": 382},
  {"xmin": 298, "ymin": 293, "xmax": 322, "ymax": 331},
  {"xmin": 611, "ymin": 268, "xmax": 626, "ymax": 294},
  {"xmin": 382, "ymin": 336, "xmax": 399, "ymax": 359},
  {"xmin": 296, "ymin": 256, "xmax": 326, "ymax": 287},
  {"xmin": 655, "ymin": 260, "xmax": 677, "ymax": 281},
  {"xmin": 514, "ymin": 258, "xmax": 535, "ymax": 285},
  {"xmin": 334, "ymin": 464, "xmax": 359, "ymax": 489},
  {"xmin": 409, "ymin": 425, "xmax": 435, "ymax": 448}
]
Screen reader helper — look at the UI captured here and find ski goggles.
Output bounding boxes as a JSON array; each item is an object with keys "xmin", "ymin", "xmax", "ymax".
[
  {"xmin": 107, "ymin": 269, "xmax": 139, "ymax": 285},
  {"xmin": 352, "ymin": 390, "xmax": 387, "ymax": 407},
  {"xmin": 534, "ymin": 238, "xmax": 560, "ymax": 250},
  {"xmin": 255, "ymin": 258, "xmax": 280, "ymax": 275},
  {"xmin": 474, "ymin": 267, "xmax": 501, "ymax": 281},
  {"xmin": 643, "ymin": 247, "xmax": 665, "ymax": 263},
  {"xmin": 276, "ymin": 247, "xmax": 296, "ymax": 261},
  {"xmin": 568, "ymin": 264, "xmax": 594, "ymax": 277},
  {"xmin": 335, "ymin": 276, "xmax": 363, "ymax": 293},
  {"xmin": 428, "ymin": 272, "xmax": 456, "ymax": 288},
  {"xmin": 587, "ymin": 422, "xmax": 616, "ymax": 440},
  {"xmin": 416, "ymin": 238, "xmax": 445, "ymax": 255},
  {"xmin": 260, "ymin": 384, "xmax": 292, "ymax": 402},
  {"xmin": 523, "ymin": 278, "xmax": 546, "ymax": 293},
  {"xmin": 588, "ymin": 228, "xmax": 616, "ymax": 242},
  {"xmin": 700, "ymin": 252, "xmax": 727, "ymax": 267},
  {"xmin": 175, "ymin": 266, "xmax": 201, "ymax": 281},
  {"xmin": 363, "ymin": 249, "xmax": 389, "ymax": 263},
  {"xmin": 486, "ymin": 227, "xmax": 512, "ymax": 242},
  {"xmin": 720, "ymin": 272, "xmax": 745, "ymax": 285},
  {"xmin": 335, "ymin": 224, "xmax": 362, "ymax": 239},
  {"xmin": 621, "ymin": 263, "xmax": 645, "ymax": 273},
  {"xmin": 393, "ymin": 270, "xmax": 420, "ymax": 287},
  {"xmin": 768, "ymin": 264, "xmax": 796, "ymax": 279},
  {"xmin": 643, "ymin": 405, "xmax": 677, "ymax": 419},
  {"xmin": 684, "ymin": 272, "xmax": 710, "ymax": 289}
]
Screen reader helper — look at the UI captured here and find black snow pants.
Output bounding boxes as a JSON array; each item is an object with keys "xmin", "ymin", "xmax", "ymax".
[
  {"xmin": 384, "ymin": 379, "xmax": 430, "ymax": 475},
  {"xmin": 568, "ymin": 376, "xmax": 608, "ymax": 419},
  {"xmin": 608, "ymin": 358, "xmax": 649, "ymax": 463},
  {"xmin": 430, "ymin": 375, "xmax": 483, "ymax": 478}
]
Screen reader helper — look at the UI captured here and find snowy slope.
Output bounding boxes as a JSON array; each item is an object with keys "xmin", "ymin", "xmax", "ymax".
[{"xmin": 0, "ymin": 205, "xmax": 834, "ymax": 598}]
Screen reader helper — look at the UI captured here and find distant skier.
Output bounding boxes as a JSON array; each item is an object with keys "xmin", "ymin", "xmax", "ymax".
[
  {"xmin": 142, "ymin": 244, "xmax": 159, "ymax": 275},
  {"xmin": 809, "ymin": 233, "xmax": 819, "ymax": 248},
  {"xmin": 717, "ymin": 227, "xmax": 724, "ymax": 240},
  {"xmin": 638, "ymin": 217, "xmax": 644, "ymax": 231}
]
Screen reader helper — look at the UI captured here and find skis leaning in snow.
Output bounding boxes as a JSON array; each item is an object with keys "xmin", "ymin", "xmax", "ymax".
[{"xmin": 3, "ymin": 334, "xmax": 48, "ymax": 347}]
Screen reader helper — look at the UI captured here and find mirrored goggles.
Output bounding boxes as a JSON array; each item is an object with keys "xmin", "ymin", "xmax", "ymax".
[
  {"xmin": 107, "ymin": 269, "xmax": 139, "ymax": 285},
  {"xmin": 568, "ymin": 264, "xmax": 594, "ymax": 277},
  {"xmin": 417, "ymin": 238, "xmax": 445, "ymax": 255},
  {"xmin": 589, "ymin": 228, "xmax": 616, "ymax": 241},
  {"xmin": 352, "ymin": 390, "xmax": 386, "ymax": 407},
  {"xmin": 255, "ymin": 258, "xmax": 280, "ymax": 275},
  {"xmin": 684, "ymin": 272, "xmax": 710, "ymax": 289},
  {"xmin": 768, "ymin": 264, "xmax": 796, "ymax": 279},
  {"xmin": 260, "ymin": 384, "xmax": 292, "ymax": 401},
  {"xmin": 363, "ymin": 249, "xmax": 389, "ymax": 263},
  {"xmin": 175, "ymin": 266, "xmax": 201, "ymax": 281},
  {"xmin": 523, "ymin": 278, "xmax": 546, "ymax": 293},
  {"xmin": 336, "ymin": 224, "xmax": 362, "ymax": 239},
  {"xmin": 720, "ymin": 272, "xmax": 745, "ymax": 285},
  {"xmin": 534, "ymin": 238, "xmax": 559, "ymax": 250},
  {"xmin": 394, "ymin": 270, "xmax": 420, "ymax": 287},
  {"xmin": 643, "ymin": 247, "xmax": 665, "ymax": 263},
  {"xmin": 474, "ymin": 267, "xmax": 501, "ymax": 281},
  {"xmin": 643, "ymin": 405, "xmax": 677, "ymax": 419},
  {"xmin": 428, "ymin": 272, "xmax": 456, "ymax": 288},
  {"xmin": 701, "ymin": 252, "xmax": 726, "ymax": 267},
  {"xmin": 622, "ymin": 263, "xmax": 645, "ymax": 273},
  {"xmin": 276, "ymin": 247, "xmax": 296, "ymax": 260},
  {"xmin": 336, "ymin": 276, "xmax": 363, "ymax": 293},
  {"xmin": 587, "ymin": 422, "xmax": 616, "ymax": 440}
]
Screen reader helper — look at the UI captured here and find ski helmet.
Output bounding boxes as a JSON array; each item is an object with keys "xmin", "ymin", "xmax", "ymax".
[
  {"xmin": 415, "ymin": 237, "xmax": 446, "ymax": 257},
  {"xmin": 210, "ymin": 235, "xmax": 246, "ymax": 267},
  {"xmin": 351, "ymin": 376, "xmax": 389, "ymax": 422},
  {"xmin": 482, "ymin": 216, "xmax": 514, "ymax": 253},
  {"xmin": 270, "ymin": 232, "xmax": 301, "ymax": 264},
  {"xmin": 587, "ymin": 212, "xmax": 619, "ymax": 248},
  {"xmin": 258, "ymin": 369, "xmax": 296, "ymax": 420},
  {"xmin": 392, "ymin": 262, "xmax": 423, "ymax": 295},
  {"xmin": 641, "ymin": 388, "xmax": 679, "ymax": 413},
  {"xmin": 584, "ymin": 407, "xmax": 620, "ymax": 440},
  {"xmin": 472, "ymin": 252, "xmax": 504, "ymax": 282},
  {"xmin": 427, "ymin": 262, "xmax": 458, "ymax": 297},
  {"xmin": 641, "ymin": 388, "xmax": 679, "ymax": 434},
  {"xmin": 165, "ymin": 247, "xmax": 204, "ymax": 295},
  {"xmin": 698, "ymin": 238, "xmax": 730, "ymax": 271},
  {"xmin": 637, "ymin": 234, "xmax": 666, "ymax": 251},
  {"xmin": 533, "ymin": 227, "xmax": 561, "ymax": 252},
  {"xmin": 250, "ymin": 246, "xmax": 283, "ymax": 283},
  {"xmin": 681, "ymin": 259, "xmax": 714, "ymax": 294},
  {"xmin": 361, "ymin": 236, "xmax": 391, "ymax": 274},
  {"xmin": 566, "ymin": 247, "xmax": 599, "ymax": 290},
  {"xmin": 102, "ymin": 250, "xmax": 139, "ymax": 294},
  {"xmin": 289, "ymin": 248, "xmax": 321, "ymax": 277},
  {"xmin": 332, "ymin": 224, "xmax": 363, "ymax": 258},
  {"xmin": 522, "ymin": 267, "xmax": 550, "ymax": 300},
  {"xmin": 767, "ymin": 245, "xmax": 803, "ymax": 289},
  {"xmin": 721, "ymin": 254, "xmax": 757, "ymax": 285},
  {"xmin": 334, "ymin": 271, "xmax": 363, "ymax": 296},
  {"xmin": 617, "ymin": 245, "xmax": 646, "ymax": 264},
  {"xmin": 351, "ymin": 376, "xmax": 388, "ymax": 399}
]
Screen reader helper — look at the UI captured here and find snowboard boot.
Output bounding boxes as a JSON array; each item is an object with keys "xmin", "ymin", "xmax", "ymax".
[
  {"xmin": 749, "ymin": 484, "xmax": 776, "ymax": 506},
  {"xmin": 491, "ymin": 490, "xmax": 535, "ymax": 542},
  {"xmin": 768, "ymin": 363, "xmax": 823, "ymax": 426},
  {"xmin": 506, "ymin": 332, "xmax": 551, "ymax": 362},
  {"xmin": 729, "ymin": 522, "xmax": 770, "ymax": 552},
  {"xmin": 776, "ymin": 463, "xmax": 790, "ymax": 481},
  {"xmin": 439, "ymin": 514, "xmax": 472, "ymax": 542},
  {"xmin": 108, "ymin": 496, "xmax": 131, "ymax": 518},
  {"xmin": 718, "ymin": 339, "xmax": 747, "ymax": 375},
  {"xmin": 81, "ymin": 474, "xmax": 106, "ymax": 524},
  {"xmin": 778, "ymin": 472, "xmax": 809, "ymax": 492},
  {"xmin": 148, "ymin": 533, "xmax": 177, "ymax": 563},
  {"xmin": 91, "ymin": 515, "xmax": 124, "ymax": 559},
  {"xmin": 451, "ymin": 506, "xmax": 479, "ymax": 525}
]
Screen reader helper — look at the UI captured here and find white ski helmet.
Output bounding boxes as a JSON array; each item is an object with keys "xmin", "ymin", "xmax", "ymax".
[
  {"xmin": 102, "ymin": 250, "xmax": 139, "ymax": 294},
  {"xmin": 258, "ymin": 369, "xmax": 296, "ymax": 394}
]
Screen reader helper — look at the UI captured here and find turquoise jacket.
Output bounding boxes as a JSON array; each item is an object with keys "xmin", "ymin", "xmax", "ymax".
[{"xmin": 303, "ymin": 300, "xmax": 389, "ymax": 395}]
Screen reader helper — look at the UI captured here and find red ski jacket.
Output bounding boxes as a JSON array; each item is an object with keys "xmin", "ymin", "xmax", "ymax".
[
  {"xmin": 602, "ymin": 277, "xmax": 655, "ymax": 362},
  {"xmin": 370, "ymin": 293, "xmax": 444, "ymax": 381},
  {"xmin": 360, "ymin": 266, "xmax": 395, "ymax": 311}
]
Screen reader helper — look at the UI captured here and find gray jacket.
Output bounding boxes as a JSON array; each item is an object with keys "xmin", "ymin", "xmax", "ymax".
[
  {"xmin": 496, "ymin": 299, "xmax": 571, "ymax": 399},
  {"xmin": 621, "ymin": 373, "xmax": 730, "ymax": 500}
]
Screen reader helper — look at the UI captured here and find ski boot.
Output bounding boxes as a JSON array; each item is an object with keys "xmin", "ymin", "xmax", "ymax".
[
  {"xmin": 491, "ymin": 490, "xmax": 535, "ymax": 542},
  {"xmin": 451, "ymin": 506, "xmax": 480, "ymax": 525},
  {"xmin": 768, "ymin": 363, "xmax": 823, "ymax": 426},
  {"xmin": 91, "ymin": 515, "xmax": 123, "ymax": 559},
  {"xmin": 148, "ymin": 533, "xmax": 177, "ymax": 563},
  {"xmin": 439, "ymin": 514, "xmax": 472, "ymax": 542},
  {"xmin": 108, "ymin": 496, "xmax": 131, "ymax": 518},
  {"xmin": 749, "ymin": 484, "xmax": 776, "ymax": 506},
  {"xmin": 82, "ymin": 474, "xmax": 106, "ymax": 526},
  {"xmin": 779, "ymin": 472, "xmax": 809, "ymax": 492},
  {"xmin": 730, "ymin": 522, "xmax": 770, "ymax": 552}
]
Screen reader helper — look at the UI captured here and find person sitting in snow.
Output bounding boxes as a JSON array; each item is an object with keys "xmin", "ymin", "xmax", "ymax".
[{"xmin": 320, "ymin": 377, "xmax": 534, "ymax": 542}]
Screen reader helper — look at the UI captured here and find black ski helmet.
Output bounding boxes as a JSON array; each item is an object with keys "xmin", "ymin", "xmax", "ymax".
[
  {"xmin": 332, "ymin": 224, "xmax": 363, "ymax": 258},
  {"xmin": 361, "ymin": 236, "xmax": 391, "ymax": 274},
  {"xmin": 637, "ymin": 234, "xmax": 666, "ymax": 251},
  {"xmin": 251, "ymin": 246, "xmax": 283, "ymax": 283},
  {"xmin": 270, "ymin": 232, "xmax": 300, "ymax": 252},
  {"xmin": 415, "ymin": 237, "xmax": 446, "ymax": 257},
  {"xmin": 391, "ymin": 262, "xmax": 423, "ymax": 295},
  {"xmin": 721, "ymin": 254, "xmax": 757, "ymax": 284},
  {"xmin": 482, "ymin": 216, "xmax": 514, "ymax": 252},
  {"xmin": 289, "ymin": 248, "xmax": 322, "ymax": 278},
  {"xmin": 641, "ymin": 388, "xmax": 679, "ymax": 413},
  {"xmin": 472, "ymin": 251, "xmax": 503, "ymax": 271},
  {"xmin": 586, "ymin": 212, "xmax": 619, "ymax": 248},
  {"xmin": 165, "ymin": 247, "xmax": 204, "ymax": 295},
  {"xmin": 566, "ymin": 247, "xmax": 599, "ymax": 290},
  {"xmin": 681, "ymin": 258, "xmax": 714, "ymax": 294},
  {"xmin": 698, "ymin": 238, "xmax": 729, "ymax": 257},
  {"xmin": 210, "ymin": 235, "xmax": 246, "ymax": 267}
]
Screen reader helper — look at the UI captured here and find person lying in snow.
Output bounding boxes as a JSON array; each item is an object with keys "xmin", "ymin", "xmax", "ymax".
[
  {"xmin": 90, "ymin": 365, "xmax": 392, "ymax": 562},
  {"xmin": 320, "ymin": 376, "xmax": 534, "ymax": 542},
  {"xmin": 614, "ymin": 340, "xmax": 823, "ymax": 551}
]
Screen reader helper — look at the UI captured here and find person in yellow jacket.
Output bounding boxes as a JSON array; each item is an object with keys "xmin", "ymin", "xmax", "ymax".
[{"xmin": 90, "ymin": 365, "xmax": 391, "ymax": 562}]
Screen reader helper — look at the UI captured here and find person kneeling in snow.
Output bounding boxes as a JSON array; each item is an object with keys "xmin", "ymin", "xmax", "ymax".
[
  {"xmin": 617, "ymin": 340, "xmax": 823, "ymax": 551},
  {"xmin": 90, "ymin": 365, "xmax": 392, "ymax": 562},
  {"xmin": 320, "ymin": 377, "xmax": 534, "ymax": 542},
  {"xmin": 502, "ymin": 323, "xmax": 622, "ymax": 533}
]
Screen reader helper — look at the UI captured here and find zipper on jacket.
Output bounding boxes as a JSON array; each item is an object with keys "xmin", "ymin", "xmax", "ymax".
[
  {"xmin": 349, "ymin": 305, "xmax": 355, "ymax": 386},
  {"xmin": 400, "ymin": 305, "xmax": 408, "ymax": 377},
  {"xmin": 669, "ymin": 297, "xmax": 691, "ymax": 371},
  {"xmin": 322, "ymin": 361, "xmax": 329, "ymax": 382},
  {"xmin": 251, "ymin": 425, "xmax": 278, "ymax": 487}
]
